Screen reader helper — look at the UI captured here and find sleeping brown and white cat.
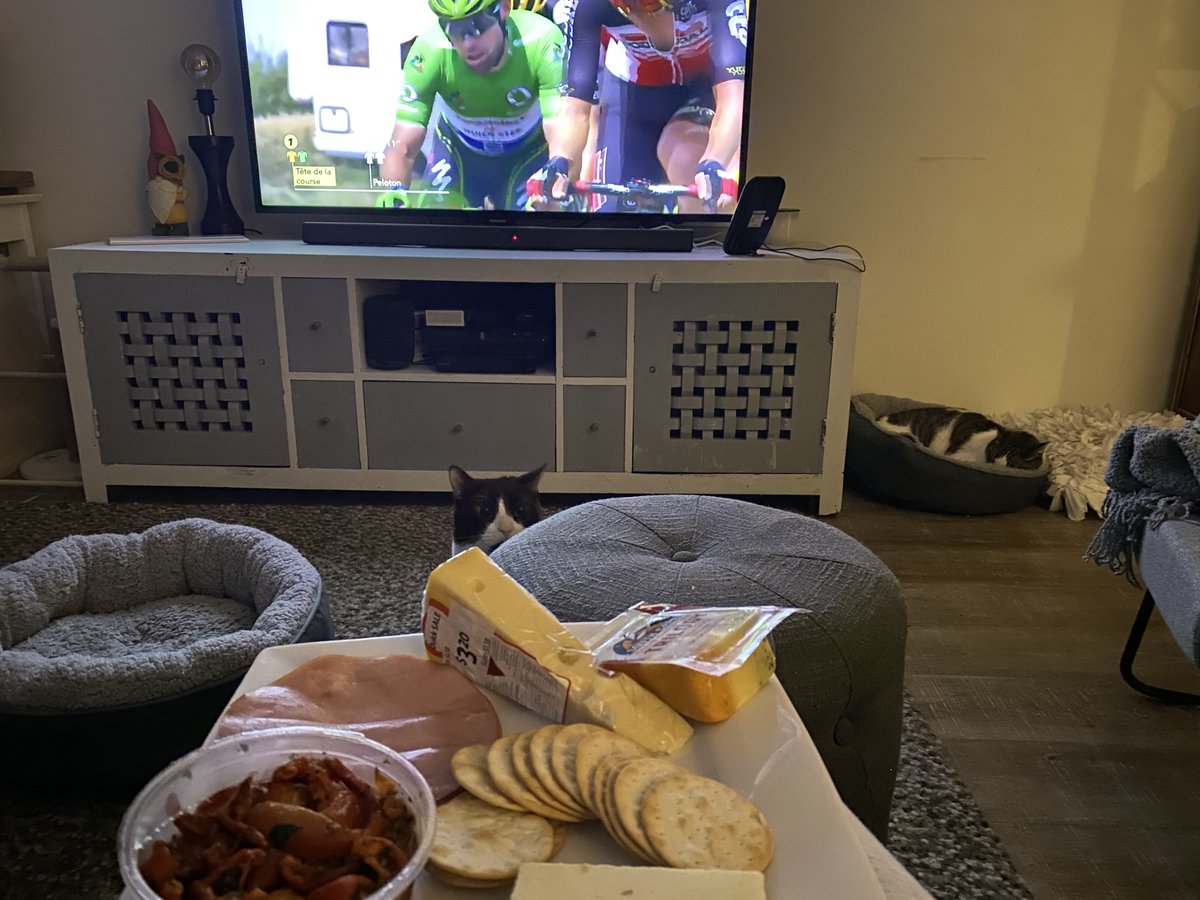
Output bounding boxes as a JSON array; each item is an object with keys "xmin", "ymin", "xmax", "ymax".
[
  {"xmin": 449, "ymin": 464, "xmax": 546, "ymax": 556},
  {"xmin": 877, "ymin": 407, "xmax": 1047, "ymax": 469}
]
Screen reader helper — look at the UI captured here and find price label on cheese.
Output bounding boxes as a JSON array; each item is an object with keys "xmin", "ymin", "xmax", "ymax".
[{"xmin": 424, "ymin": 595, "xmax": 570, "ymax": 722}]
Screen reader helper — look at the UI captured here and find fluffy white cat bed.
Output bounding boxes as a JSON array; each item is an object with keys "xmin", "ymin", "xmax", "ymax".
[
  {"xmin": 993, "ymin": 406, "xmax": 1189, "ymax": 521},
  {"xmin": 847, "ymin": 393, "xmax": 1050, "ymax": 515}
]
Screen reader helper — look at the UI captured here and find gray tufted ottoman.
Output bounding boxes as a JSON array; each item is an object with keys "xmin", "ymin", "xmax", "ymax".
[{"xmin": 492, "ymin": 494, "xmax": 905, "ymax": 840}]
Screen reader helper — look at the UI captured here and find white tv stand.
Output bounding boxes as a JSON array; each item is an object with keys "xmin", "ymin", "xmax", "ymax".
[{"xmin": 48, "ymin": 240, "xmax": 860, "ymax": 513}]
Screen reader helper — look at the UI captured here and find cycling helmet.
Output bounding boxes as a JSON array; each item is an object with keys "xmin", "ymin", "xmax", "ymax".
[
  {"xmin": 427, "ymin": 0, "xmax": 496, "ymax": 18},
  {"xmin": 511, "ymin": 0, "xmax": 547, "ymax": 10}
]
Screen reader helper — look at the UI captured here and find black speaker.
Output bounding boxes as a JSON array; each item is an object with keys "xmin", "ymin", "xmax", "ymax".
[
  {"xmin": 363, "ymin": 295, "xmax": 415, "ymax": 369},
  {"xmin": 724, "ymin": 175, "xmax": 786, "ymax": 256}
]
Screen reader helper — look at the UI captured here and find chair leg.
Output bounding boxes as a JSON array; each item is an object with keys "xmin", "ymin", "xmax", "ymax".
[{"xmin": 1119, "ymin": 591, "xmax": 1200, "ymax": 704}]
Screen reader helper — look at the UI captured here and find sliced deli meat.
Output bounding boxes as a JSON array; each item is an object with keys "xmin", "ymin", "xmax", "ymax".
[{"xmin": 216, "ymin": 654, "xmax": 501, "ymax": 800}]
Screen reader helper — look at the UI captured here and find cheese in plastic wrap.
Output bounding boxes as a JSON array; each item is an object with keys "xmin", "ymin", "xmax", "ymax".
[
  {"xmin": 587, "ymin": 603, "xmax": 800, "ymax": 723},
  {"xmin": 421, "ymin": 548, "xmax": 693, "ymax": 753}
]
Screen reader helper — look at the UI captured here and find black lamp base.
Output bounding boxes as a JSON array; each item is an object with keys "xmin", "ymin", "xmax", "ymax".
[{"xmin": 188, "ymin": 134, "xmax": 244, "ymax": 236}]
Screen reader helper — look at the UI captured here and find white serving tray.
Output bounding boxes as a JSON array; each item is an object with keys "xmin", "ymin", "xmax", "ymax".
[{"xmin": 134, "ymin": 627, "xmax": 887, "ymax": 900}]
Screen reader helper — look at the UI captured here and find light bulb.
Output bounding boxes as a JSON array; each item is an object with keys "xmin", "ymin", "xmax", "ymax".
[{"xmin": 180, "ymin": 44, "xmax": 222, "ymax": 89}]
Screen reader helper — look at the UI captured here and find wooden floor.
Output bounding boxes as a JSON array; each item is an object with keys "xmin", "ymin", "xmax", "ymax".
[
  {"xmin": 2, "ymin": 482, "xmax": 1198, "ymax": 898},
  {"xmin": 831, "ymin": 489, "xmax": 1200, "ymax": 900}
]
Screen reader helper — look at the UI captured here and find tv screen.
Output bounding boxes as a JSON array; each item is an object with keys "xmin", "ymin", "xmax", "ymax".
[{"xmin": 234, "ymin": 0, "xmax": 756, "ymax": 221}]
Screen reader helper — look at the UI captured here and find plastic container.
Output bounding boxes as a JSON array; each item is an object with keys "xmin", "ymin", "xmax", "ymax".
[{"xmin": 118, "ymin": 725, "xmax": 437, "ymax": 900}]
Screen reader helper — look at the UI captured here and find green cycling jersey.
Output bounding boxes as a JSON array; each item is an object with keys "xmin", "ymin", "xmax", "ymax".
[{"xmin": 397, "ymin": 10, "xmax": 565, "ymax": 157}]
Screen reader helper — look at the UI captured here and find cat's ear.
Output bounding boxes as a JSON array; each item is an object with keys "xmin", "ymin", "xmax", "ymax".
[
  {"xmin": 448, "ymin": 465, "xmax": 472, "ymax": 497},
  {"xmin": 519, "ymin": 463, "xmax": 547, "ymax": 489}
]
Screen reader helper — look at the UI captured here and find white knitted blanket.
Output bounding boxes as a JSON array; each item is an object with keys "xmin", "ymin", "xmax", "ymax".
[{"xmin": 993, "ymin": 407, "xmax": 1189, "ymax": 521}]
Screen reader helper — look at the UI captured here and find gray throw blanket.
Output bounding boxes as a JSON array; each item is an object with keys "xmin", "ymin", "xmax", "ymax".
[{"xmin": 1084, "ymin": 419, "xmax": 1200, "ymax": 583}]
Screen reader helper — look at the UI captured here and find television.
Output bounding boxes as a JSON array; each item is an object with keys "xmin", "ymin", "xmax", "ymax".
[{"xmin": 233, "ymin": 0, "xmax": 758, "ymax": 246}]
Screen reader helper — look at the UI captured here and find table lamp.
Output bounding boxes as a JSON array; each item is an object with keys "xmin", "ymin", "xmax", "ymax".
[{"xmin": 180, "ymin": 43, "xmax": 244, "ymax": 236}]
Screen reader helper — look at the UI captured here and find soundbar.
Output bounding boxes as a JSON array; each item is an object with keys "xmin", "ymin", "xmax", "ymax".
[{"xmin": 302, "ymin": 221, "xmax": 694, "ymax": 253}]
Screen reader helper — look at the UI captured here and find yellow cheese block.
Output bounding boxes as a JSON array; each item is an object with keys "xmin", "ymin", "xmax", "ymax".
[
  {"xmin": 511, "ymin": 863, "xmax": 767, "ymax": 899},
  {"xmin": 422, "ymin": 548, "xmax": 693, "ymax": 754},
  {"xmin": 604, "ymin": 639, "xmax": 777, "ymax": 723}
]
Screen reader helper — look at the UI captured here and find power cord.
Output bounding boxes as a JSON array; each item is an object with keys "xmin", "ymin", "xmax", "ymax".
[{"xmin": 761, "ymin": 243, "xmax": 866, "ymax": 272}]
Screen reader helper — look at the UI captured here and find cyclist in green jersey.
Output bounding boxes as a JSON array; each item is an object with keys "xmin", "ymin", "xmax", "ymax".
[{"xmin": 379, "ymin": 0, "xmax": 566, "ymax": 210}]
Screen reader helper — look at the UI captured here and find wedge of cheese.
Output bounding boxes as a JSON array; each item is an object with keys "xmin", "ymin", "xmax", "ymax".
[
  {"xmin": 422, "ymin": 548, "xmax": 693, "ymax": 754},
  {"xmin": 511, "ymin": 863, "xmax": 767, "ymax": 899},
  {"xmin": 604, "ymin": 639, "xmax": 777, "ymax": 723}
]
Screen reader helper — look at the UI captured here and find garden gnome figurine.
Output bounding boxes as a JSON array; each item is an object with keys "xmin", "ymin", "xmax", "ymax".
[{"xmin": 146, "ymin": 99, "xmax": 189, "ymax": 235}]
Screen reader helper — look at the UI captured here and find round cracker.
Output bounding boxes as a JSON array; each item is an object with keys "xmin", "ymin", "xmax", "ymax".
[
  {"xmin": 611, "ymin": 756, "xmax": 681, "ymax": 862},
  {"xmin": 512, "ymin": 729, "xmax": 587, "ymax": 822},
  {"xmin": 574, "ymin": 730, "xmax": 648, "ymax": 812},
  {"xmin": 641, "ymin": 773, "xmax": 775, "ymax": 872},
  {"xmin": 550, "ymin": 820, "xmax": 568, "ymax": 858},
  {"xmin": 549, "ymin": 723, "xmax": 609, "ymax": 808},
  {"xmin": 430, "ymin": 793, "xmax": 557, "ymax": 881},
  {"xmin": 601, "ymin": 757, "xmax": 662, "ymax": 863},
  {"xmin": 451, "ymin": 743, "xmax": 526, "ymax": 812},
  {"xmin": 588, "ymin": 756, "xmax": 649, "ymax": 861},
  {"xmin": 530, "ymin": 725, "xmax": 592, "ymax": 819},
  {"xmin": 487, "ymin": 733, "xmax": 577, "ymax": 821},
  {"xmin": 426, "ymin": 861, "xmax": 512, "ymax": 889}
]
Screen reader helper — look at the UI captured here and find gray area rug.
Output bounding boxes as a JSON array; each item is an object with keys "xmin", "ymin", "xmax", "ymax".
[{"xmin": 0, "ymin": 496, "xmax": 1033, "ymax": 900}]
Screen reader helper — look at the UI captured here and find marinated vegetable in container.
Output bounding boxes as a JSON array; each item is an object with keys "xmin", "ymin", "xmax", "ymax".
[{"xmin": 137, "ymin": 755, "xmax": 418, "ymax": 900}]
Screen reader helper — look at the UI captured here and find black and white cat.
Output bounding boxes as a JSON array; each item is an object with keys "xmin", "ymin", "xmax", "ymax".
[
  {"xmin": 877, "ymin": 406, "xmax": 1047, "ymax": 469},
  {"xmin": 449, "ymin": 464, "xmax": 546, "ymax": 556}
]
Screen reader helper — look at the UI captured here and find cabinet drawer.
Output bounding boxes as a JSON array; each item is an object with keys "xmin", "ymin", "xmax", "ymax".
[
  {"xmin": 283, "ymin": 278, "xmax": 353, "ymax": 373},
  {"xmin": 292, "ymin": 380, "xmax": 360, "ymax": 469},
  {"xmin": 364, "ymin": 382, "xmax": 554, "ymax": 472},
  {"xmin": 562, "ymin": 284, "xmax": 627, "ymax": 377},
  {"xmin": 563, "ymin": 385, "xmax": 625, "ymax": 472}
]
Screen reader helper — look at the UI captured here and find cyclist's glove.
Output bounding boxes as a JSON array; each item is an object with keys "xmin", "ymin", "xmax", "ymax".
[
  {"xmin": 695, "ymin": 159, "xmax": 738, "ymax": 207},
  {"xmin": 528, "ymin": 156, "xmax": 572, "ymax": 202}
]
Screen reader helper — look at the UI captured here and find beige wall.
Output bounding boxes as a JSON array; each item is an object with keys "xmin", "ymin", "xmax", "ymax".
[{"xmin": 3, "ymin": 1, "xmax": 1200, "ymax": 414}]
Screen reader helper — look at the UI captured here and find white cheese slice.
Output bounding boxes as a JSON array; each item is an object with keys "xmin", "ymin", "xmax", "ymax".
[{"xmin": 511, "ymin": 862, "xmax": 768, "ymax": 899}]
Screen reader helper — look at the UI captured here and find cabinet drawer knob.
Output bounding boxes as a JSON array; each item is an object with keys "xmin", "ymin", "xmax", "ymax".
[
  {"xmin": 317, "ymin": 416, "xmax": 331, "ymax": 427},
  {"xmin": 309, "ymin": 321, "xmax": 322, "ymax": 331},
  {"xmin": 451, "ymin": 423, "xmax": 464, "ymax": 434},
  {"xmin": 586, "ymin": 328, "xmax": 598, "ymax": 338},
  {"xmin": 588, "ymin": 422, "xmax": 600, "ymax": 433}
]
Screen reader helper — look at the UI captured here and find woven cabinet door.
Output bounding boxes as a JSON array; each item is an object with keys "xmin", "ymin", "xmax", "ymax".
[
  {"xmin": 633, "ymin": 282, "xmax": 836, "ymax": 474},
  {"xmin": 76, "ymin": 273, "xmax": 289, "ymax": 466}
]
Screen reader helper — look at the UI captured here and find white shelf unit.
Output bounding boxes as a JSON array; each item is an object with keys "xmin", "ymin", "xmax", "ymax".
[
  {"xmin": 0, "ymin": 192, "xmax": 77, "ymax": 488},
  {"xmin": 48, "ymin": 240, "xmax": 861, "ymax": 512}
]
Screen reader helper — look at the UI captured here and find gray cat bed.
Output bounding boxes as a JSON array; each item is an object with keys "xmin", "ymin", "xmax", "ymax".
[
  {"xmin": 0, "ymin": 518, "xmax": 333, "ymax": 789},
  {"xmin": 847, "ymin": 393, "xmax": 1049, "ymax": 515}
]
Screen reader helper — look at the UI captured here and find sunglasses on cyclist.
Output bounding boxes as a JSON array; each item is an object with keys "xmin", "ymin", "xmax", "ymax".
[
  {"xmin": 440, "ymin": 2, "xmax": 504, "ymax": 41},
  {"xmin": 611, "ymin": 0, "xmax": 674, "ymax": 17}
]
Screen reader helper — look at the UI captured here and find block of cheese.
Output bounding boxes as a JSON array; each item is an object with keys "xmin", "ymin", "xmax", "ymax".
[
  {"xmin": 511, "ymin": 863, "xmax": 767, "ymax": 899},
  {"xmin": 422, "ymin": 548, "xmax": 693, "ymax": 754},
  {"xmin": 604, "ymin": 638, "xmax": 777, "ymax": 723}
]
